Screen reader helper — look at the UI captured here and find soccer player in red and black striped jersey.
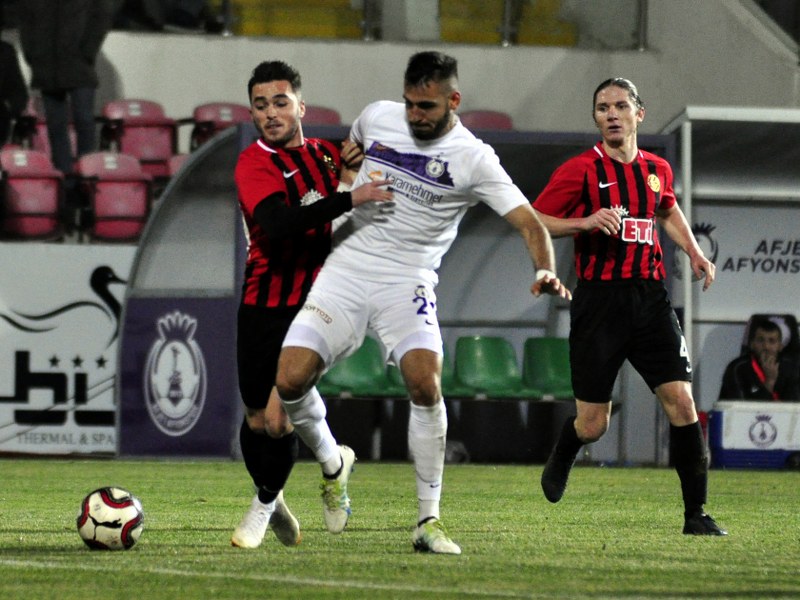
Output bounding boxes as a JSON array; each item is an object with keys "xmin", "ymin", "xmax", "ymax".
[
  {"xmin": 231, "ymin": 60, "xmax": 392, "ymax": 549},
  {"xmin": 533, "ymin": 78, "xmax": 727, "ymax": 536}
]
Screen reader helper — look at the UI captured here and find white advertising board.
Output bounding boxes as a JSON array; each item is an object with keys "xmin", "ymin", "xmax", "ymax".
[
  {"xmin": 678, "ymin": 206, "xmax": 800, "ymax": 321},
  {"xmin": 713, "ymin": 400, "xmax": 800, "ymax": 451},
  {"xmin": 0, "ymin": 243, "xmax": 135, "ymax": 454}
]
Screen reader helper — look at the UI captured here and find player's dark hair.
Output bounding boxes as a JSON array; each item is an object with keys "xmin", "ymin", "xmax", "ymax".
[
  {"xmin": 748, "ymin": 317, "xmax": 782, "ymax": 344},
  {"xmin": 592, "ymin": 77, "xmax": 644, "ymax": 111},
  {"xmin": 248, "ymin": 61, "xmax": 302, "ymax": 98},
  {"xmin": 404, "ymin": 51, "xmax": 458, "ymax": 88}
]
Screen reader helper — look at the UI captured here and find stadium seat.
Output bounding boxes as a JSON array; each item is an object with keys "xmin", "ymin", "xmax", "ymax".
[
  {"xmin": 522, "ymin": 337, "xmax": 573, "ymax": 399},
  {"xmin": 11, "ymin": 96, "xmax": 78, "ymax": 165},
  {"xmin": 99, "ymin": 99, "xmax": 178, "ymax": 179},
  {"xmin": 0, "ymin": 148, "xmax": 64, "ymax": 240},
  {"xmin": 167, "ymin": 153, "xmax": 190, "ymax": 177},
  {"xmin": 384, "ymin": 344, "xmax": 476, "ymax": 398},
  {"xmin": 440, "ymin": 344, "xmax": 476, "ymax": 398},
  {"xmin": 303, "ymin": 105, "xmax": 342, "ymax": 125},
  {"xmin": 189, "ymin": 102, "xmax": 251, "ymax": 150},
  {"xmin": 318, "ymin": 336, "xmax": 405, "ymax": 397},
  {"xmin": 75, "ymin": 151, "xmax": 152, "ymax": 242},
  {"xmin": 386, "ymin": 363, "xmax": 405, "ymax": 389},
  {"xmin": 453, "ymin": 336, "xmax": 533, "ymax": 398},
  {"xmin": 459, "ymin": 110, "xmax": 514, "ymax": 131}
]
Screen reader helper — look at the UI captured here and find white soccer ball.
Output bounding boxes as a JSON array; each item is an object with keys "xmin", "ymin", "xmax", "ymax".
[{"xmin": 76, "ymin": 487, "xmax": 144, "ymax": 550}]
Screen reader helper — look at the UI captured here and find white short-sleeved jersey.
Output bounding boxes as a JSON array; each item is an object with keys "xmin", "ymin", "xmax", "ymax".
[{"xmin": 328, "ymin": 100, "xmax": 528, "ymax": 280}]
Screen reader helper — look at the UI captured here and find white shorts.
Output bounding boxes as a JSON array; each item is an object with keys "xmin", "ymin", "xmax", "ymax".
[{"xmin": 282, "ymin": 262, "xmax": 443, "ymax": 368}]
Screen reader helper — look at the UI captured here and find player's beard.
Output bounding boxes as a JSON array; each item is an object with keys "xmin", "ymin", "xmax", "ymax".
[
  {"xmin": 410, "ymin": 107, "xmax": 453, "ymax": 141},
  {"xmin": 261, "ymin": 117, "xmax": 301, "ymax": 148}
]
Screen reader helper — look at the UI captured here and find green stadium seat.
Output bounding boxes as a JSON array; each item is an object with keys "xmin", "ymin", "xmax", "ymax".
[
  {"xmin": 453, "ymin": 336, "xmax": 535, "ymax": 398},
  {"xmin": 522, "ymin": 337, "xmax": 573, "ymax": 399},
  {"xmin": 318, "ymin": 336, "xmax": 405, "ymax": 398},
  {"xmin": 441, "ymin": 344, "xmax": 477, "ymax": 398}
]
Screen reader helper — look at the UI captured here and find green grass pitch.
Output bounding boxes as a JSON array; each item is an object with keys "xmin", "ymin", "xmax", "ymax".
[{"xmin": 1, "ymin": 458, "xmax": 798, "ymax": 599}]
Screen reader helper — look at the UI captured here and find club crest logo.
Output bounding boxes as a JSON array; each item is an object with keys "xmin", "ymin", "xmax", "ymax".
[
  {"xmin": 425, "ymin": 158, "xmax": 445, "ymax": 179},
  {"xmin": 144, "ymin": 311, "xmax": 207, "ymax": 436},
  {"xmin": 301, "ymin": 189, "xmax": 324, "ymax": 206},
  {"xmin": 647, "ymin": 174, "xmax": 661, "ymax": 193},
  {"xmin": 748, "ymin": 414, "xmax": 777, "ymax": 448}
]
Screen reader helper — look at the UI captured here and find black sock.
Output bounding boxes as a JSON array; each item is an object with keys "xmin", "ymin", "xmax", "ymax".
[
  {"xmin": 670, "ymin": 421, "xmax": 708, "ymax": 518},
  {"xmin": 554, "ymin": 416, "xmax": 583, "ymax": 460},
  {"xmin": 239, "ymin": 419, "xmax": 299, "ymax": 504}
]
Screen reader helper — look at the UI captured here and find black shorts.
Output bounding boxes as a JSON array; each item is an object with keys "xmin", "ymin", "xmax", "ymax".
[
  {"xmin": 237, "ymin": 303, "xmax": 301, "ymax": 410},
  {"xmin": 569, "ymin": 279, "xmax": 691, "ymax": 403}
]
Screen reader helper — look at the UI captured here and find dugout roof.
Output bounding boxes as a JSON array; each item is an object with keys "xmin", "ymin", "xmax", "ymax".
[{"xmin": 661, "ymin": 105, "xmax": 800, "ymax": 202}]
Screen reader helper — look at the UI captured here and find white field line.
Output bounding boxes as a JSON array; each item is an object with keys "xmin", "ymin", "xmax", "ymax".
[{"xmin": 0, "ymin": 558, "xmax": 542, "ymax": 599}]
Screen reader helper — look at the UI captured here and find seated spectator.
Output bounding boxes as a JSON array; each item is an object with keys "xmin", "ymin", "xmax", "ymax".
[{"xmin": 719, "ymin": 317, "xmax": 800, "ymax": 401}]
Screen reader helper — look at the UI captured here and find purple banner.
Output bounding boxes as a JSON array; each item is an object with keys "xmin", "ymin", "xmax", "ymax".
[{"xmin": 118, "ymin": 297, "xmax": 239, "ymax": 456}]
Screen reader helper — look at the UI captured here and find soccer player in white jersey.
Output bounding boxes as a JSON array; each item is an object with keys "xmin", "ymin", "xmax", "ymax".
[{"xmin": 275, "ymin": 51, "xmax": 571, "ymax": 554}]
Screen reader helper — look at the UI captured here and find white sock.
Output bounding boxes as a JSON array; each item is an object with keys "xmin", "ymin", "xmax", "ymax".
[
  {"xmin": 408, "ymin": 401, "xmax": 447, "ymax": 524},
  {"xmin": 279, "ymin": 387, "xmax": 338, "ymax": 469}
]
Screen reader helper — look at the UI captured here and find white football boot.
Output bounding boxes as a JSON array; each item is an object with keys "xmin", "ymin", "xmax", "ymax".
[
  {"xmin": 412, "ymin": 518, "xmax": 462, "ymax": 555},
  {"xmin": 320, "ymin": 445, "xmax": 356, "ymax": 534},
  {"xmin": 269, "ymin": 490, "xmax": 301, "ymax": 546},
  {"xmin": 231, "ymin": 494, "xmax": 274, "ymax": 549}
]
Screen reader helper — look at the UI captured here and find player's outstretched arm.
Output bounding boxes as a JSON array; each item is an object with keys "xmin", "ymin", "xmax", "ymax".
[
  {"xmin": 504, "ymin": 204, "xmax": 572, "ymax": 300},
  {"xmin": 657, "ymin": 204, "xmax": 715, "ymax": 291}
]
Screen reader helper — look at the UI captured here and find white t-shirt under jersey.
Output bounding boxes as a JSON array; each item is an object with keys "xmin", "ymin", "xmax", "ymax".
[{"xmin": 328, "ymin": 100, "xmax": 528, "ymax": 281}]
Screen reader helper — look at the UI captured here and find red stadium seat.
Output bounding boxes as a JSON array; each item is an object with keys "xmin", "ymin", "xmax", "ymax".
[
  {"xmin": 459, "ymin": 110, "xmax": 514, "ymax": 131},
  {"xmin": 0, "ymin": 148, "xmax": 64, "ymax": 240},
  {"xmin": 189, "ymin": 102, "xmax": 251, "ymax": 150},
  {"xmin": 303, "ymin": 105, "xmax": 342, "ymax": 125},
  {"xmin": 75, "ymin": 151, "xmax": 152, "ymax": 242},
  {"xmin": 100, "ymin": 99, "xmax": 177, "ymax": 179},
  {"xmin": 167, "ymin": 153, "xmax": 190, "ymax": 176},
  {"xmin": 11, "ymin": 96, "xmax": 78, "ymax": 165}
]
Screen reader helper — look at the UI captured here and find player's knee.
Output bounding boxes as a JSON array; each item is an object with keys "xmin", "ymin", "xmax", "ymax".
[
  {"xmin": 244, "ymin": 409, "xmax": 267, "ymax": 432},
  {"xmin": 275, "ymin": 364, "xmax": 313, "ymax": 400},
  {"xmin": 264, "ymin": 412, "xmax": 293, "ymax": 438},
  {"xmin": 276, "ymin": 348, "xmax": 323, "ymax": 400},
  {"xmin": 576, "ymin": 416, "xmax": 609, "ymax": 443},
  {"xmin": 404, "ymin": 374, "xmax": 441, "ymax": 407}
]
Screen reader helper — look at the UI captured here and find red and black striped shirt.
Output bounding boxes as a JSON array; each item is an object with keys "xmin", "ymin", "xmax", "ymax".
[
  {"xmin": 235, "ymin": 137, "xmax": 341, "ymax": 307},
  {"xmin": 534, "ymin": 142, "xmax": 676, "ymax": 281}
]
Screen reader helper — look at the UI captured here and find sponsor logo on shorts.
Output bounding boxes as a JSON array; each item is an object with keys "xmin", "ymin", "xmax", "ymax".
[{"xmin": 302, "ymin": 303, "xmax": 333, "ymax": 324}]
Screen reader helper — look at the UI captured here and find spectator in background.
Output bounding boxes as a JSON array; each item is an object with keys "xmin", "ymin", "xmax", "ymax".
[
  {"xmin": 17, "ymin": 0, "xmax": 114, "ymax": 174},
  {"xmin": 719, "ymin": 317, "xmax": 800, "ymax": 401},
  {"xmin": 0, "ymin": 39, "xmax": 28, "ymax": 145}
]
